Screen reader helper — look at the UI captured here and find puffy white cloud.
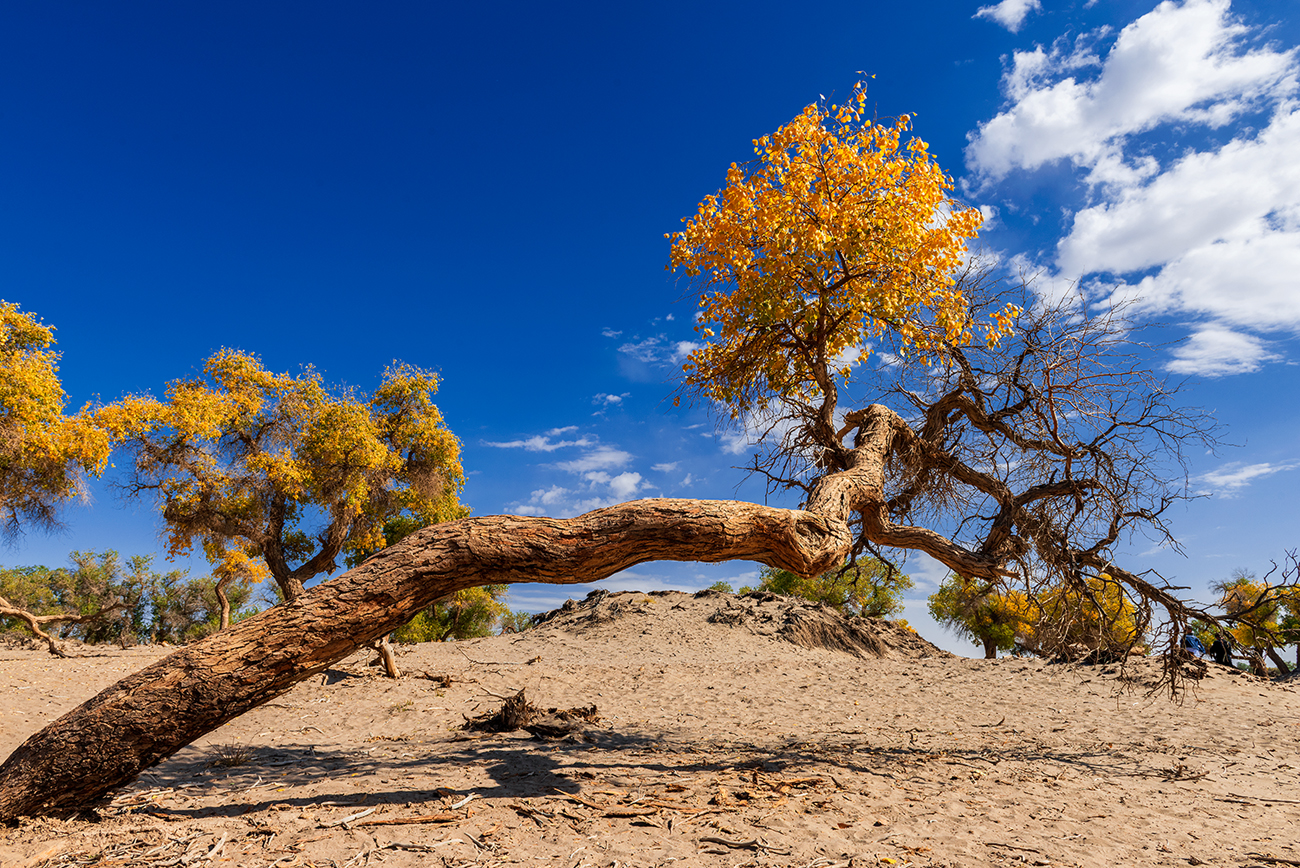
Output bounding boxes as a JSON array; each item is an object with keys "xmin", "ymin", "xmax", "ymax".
[
  {"xmin": 1166, "ymin": 327, "xmax": 1280, "ymax": 376},
  {"xmin": 593, "ymin": 392, "xmax": 630, "ymax": 405},
  {"xmin": 966, "ymin": 0, "xmax": 1297, "ymax": 185},
  {"xmin": 1059, "ymin": 102, "xmax": 1300, "ymax": 280},
  {"xmin": 968, "ymin": 0, "xmax": 1300, "ymax": 375},
  {"xmin": 651, "ymin": 462, "xmax": 678, "ymax": 472},
  {"xmin": 973, "ymin": 0, "xmax": 1041, "ymax": 34}
]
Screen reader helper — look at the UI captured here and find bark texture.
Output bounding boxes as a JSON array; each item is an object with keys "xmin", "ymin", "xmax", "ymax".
[{"xmin": 0, "ymin": 498, "xmax": 847, "ymax": 821}]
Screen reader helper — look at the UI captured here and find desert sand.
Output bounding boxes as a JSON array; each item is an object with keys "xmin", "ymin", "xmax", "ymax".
[{"xmin": 2, "ymin": 589, "xmax": 1298, "ymax": 868}]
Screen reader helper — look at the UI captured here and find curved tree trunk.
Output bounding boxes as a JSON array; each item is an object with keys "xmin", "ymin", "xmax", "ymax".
[
  {"xmin": 214, "ymin": 574, "xmax": 233, "ymax": 632},
  {"xmin": 0, "ymin": 499, "xmax": 848, "ymax": 821}
]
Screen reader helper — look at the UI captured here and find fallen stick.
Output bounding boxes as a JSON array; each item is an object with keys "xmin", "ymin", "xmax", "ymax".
[
  {"xmin": 320, "ymin": 806, "xmax": 377, "ymax": 827},
  {"xmin": 354, "ymin": 813, "xmax": 461, "ymax": 827}
]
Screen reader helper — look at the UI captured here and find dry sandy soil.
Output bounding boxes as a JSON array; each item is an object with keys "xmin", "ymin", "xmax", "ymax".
[{"xmin": 2, "ymin": 589, "xmax": 1298, "ymax": 868}]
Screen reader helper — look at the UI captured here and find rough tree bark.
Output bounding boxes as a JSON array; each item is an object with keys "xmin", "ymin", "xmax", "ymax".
[{"xmin": 0, "ymin": 497, "xmax": 868, "ymax": 820}]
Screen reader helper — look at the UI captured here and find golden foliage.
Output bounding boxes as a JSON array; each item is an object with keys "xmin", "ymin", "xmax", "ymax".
[
  {"xmin": 106, "ymin": 350, "xmax": 465, "ymax": 600},
  {"xmin": 0, "ymin": 302, "xmax": 112, "ymax": 534},
  {"xmin": 668, "ymin": 84, "xmax": 1014, "ymax": 414},
  {"xmin": 1032, "ymin": 574, "xmax": 1142, "ymax": 659}
]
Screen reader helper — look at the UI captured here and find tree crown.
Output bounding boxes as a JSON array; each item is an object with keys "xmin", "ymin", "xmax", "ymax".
[{"xmin": 668, "ymin": 84, "xmax": 1014, "ymax": 418}]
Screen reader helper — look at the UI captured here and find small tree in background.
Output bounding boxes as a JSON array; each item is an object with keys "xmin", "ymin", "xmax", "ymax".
[
  {"xmin": 1028, "ymin": 573, "xmax": 1144, "ymax": 662},
  {"xmin": 498, "ymin": 610, "xmax": 538, "ymax": 634},
  {"xmin": 747, "ymin": 558, "xmax": 913, "ymax": 619},
  {"xmin": 928, "ymin": 575, "xmax": 1036, "ymax": 658},
  {"xmin": 1215, "ymin": 568, "xmax": 1291, "ymax": 676}
]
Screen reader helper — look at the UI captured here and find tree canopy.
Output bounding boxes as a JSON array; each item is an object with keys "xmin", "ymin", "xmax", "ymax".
[
  {"xmin": 927, "ymin": 575, "xmax": 1035, "ymax": 659},
  {"xmin": 0, "ymin": 301, "xmax": 112, "ymax": 537},
  {"xmin": 100, "ymin": 350, "xmax": 466, "ymax": 602},
  {"xmin": 669, "ymin": 82, "xmax": 1015, "ymax": 434},
  {"xmin": 670, "ymin": 86, "xmax": 1221, "ymax": 660}
]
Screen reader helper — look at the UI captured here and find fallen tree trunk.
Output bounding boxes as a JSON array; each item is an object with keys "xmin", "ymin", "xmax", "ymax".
[{"xmin": 0, "ymin": 499, "xmax": 848, "ymax": 821}]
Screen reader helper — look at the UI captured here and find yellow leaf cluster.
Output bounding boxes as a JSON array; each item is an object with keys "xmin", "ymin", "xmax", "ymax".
[
  {"xmin": 0, "ymin": 301, "xmax": 112, "ymax": 532},
  {"xmin": 112, "ymin": 349, "xmax": 465, "ymax": 585},
  {"xmin": 667, "ymin": 84, "xmax": 1014, "ymax": 412}
]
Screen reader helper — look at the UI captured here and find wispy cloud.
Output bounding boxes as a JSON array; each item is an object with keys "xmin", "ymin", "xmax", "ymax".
[
  {"xmin": 555, "ymin": 446, "xmax": 634, "ymax": 473},
  {"xmin": 1195, "ymin": 460, "xmax": 1299, "ymax": 495},
  {"xmin": 1166, "ymin": 327, "xmax": 1280, "ymax": 376},
  {"xmin": 618, "ymin": 335, "xmax": 701, "ymax": 365},
  {"xmin": 484, "ymin": 426, "xmax": 595, "ymax": 452}
]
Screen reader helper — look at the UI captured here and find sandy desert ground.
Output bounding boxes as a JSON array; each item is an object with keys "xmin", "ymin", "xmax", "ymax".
[{"xmin": 2, "ymin": 589, "xmax": 1298, "ymax": 868}]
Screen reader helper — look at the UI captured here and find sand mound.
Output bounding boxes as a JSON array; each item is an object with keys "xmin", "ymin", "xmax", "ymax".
[{"xmin": 530, "ymin": 588, "xmax": 951, "ymax": 660}]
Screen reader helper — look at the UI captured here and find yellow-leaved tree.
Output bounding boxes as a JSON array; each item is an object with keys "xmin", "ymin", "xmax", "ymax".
[
  {"xmin": 1, "ymin": 87, "xmax": 1269, "ymax": 820},
  {"xmin": 0, "ymin": 302, "xmax": 112, "ymax": 537},
  {"xmin": 101, "ymin": 350, "xmax": 465, "ymax": 604},
  {"xmin": 670, "ymin": 82, "xmax": 1014, "ymax": 452},
  {"xmin": 1215, "ymin": 569, "xmax": 1293, "ymax": 676},
  {"xmin": 1029, "ymin": 574, "xmax": 1144, "ymax": 663}
]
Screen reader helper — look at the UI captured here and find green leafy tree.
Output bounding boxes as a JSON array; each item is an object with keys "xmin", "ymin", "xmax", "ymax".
[
  {"xmin": 928, "ymin": 575, "xmax": 1036, "ymax": 659},
  {"xmin": 499, "ymin": 610, "xmax": 538, "ymax": 634},
  {"xmin": 753, "ymin": 558, "xmax": 913, "ymax": 618}
]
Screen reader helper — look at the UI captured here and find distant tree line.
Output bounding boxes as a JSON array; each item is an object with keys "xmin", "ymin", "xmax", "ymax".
[
  {"xmin": 0, "ymin": 551, "xmax": 259, "ymax": 650},
  {"xmin": 928, "ymin": 563, "xmax": 1300, "ymax": 673}
]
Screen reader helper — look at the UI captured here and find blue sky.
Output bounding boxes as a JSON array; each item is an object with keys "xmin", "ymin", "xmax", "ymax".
[{"xmin": 4, "ymin": 0, "xmax": 1298, "ymax": 655}]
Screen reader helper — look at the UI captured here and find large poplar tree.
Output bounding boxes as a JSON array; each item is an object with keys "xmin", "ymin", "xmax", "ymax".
[{"xmin": 0, "ymin": 86, "xmax": 1284, "ymax": 820}]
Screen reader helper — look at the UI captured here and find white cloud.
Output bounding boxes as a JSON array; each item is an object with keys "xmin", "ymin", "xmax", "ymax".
[
  {"xmin": 606, "ymin": 471, "xmax": 644, "ymax": 499},
  {"xmin": 1059, "ymin": 102, "xmax": 1300, "ymax": 278},
  {"xmin": 508, "ymin": 470, "xmax": 644, "ymax": 517},
  {"xmin": 1166, "ymin": 327, "xmax": 1280, "ymax": 375},
  {"xmin": 651, "ymin": 462, "xmax": 678, "ymax": 472},
  {"xmin": 555, "ymin": 446, "xmax": 633, "ymax": 473},
  {"xmin": 974, "ymin": 0, "xmax": 1041, "ymax": 34},
  {"xmin": 509, "ymin": 485, "xmax": 619, "ymax": 518},
  {"xmin": 484, "ymin": 430, "xmax": 594, "ymax": 451},
  {"xmin": 966, "ymin": 0, "xmax": 1297, "ymax": 185},
  {"xmin": 618, "ymin": 335, "xmax": 701, "ymax": 365},
  {"xmin": 601, "ymin": 328, "xmax": 622, "ymax": 338},
  {"xmin": 969, "ymin": 0, "xmax": 1300, "ymax": 375},
  {"xmin": 593, "ymin": 392, "xmax": 631, "ymax": 405},
  {"xmin": 1195, "ymin": 460, "xmax": 1299, "ymax": 495}
]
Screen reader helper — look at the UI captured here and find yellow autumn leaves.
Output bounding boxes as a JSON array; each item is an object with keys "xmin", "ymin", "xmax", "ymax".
[
  {"xmin": 0, "ymin": 302, "xmax": 112, "ymax": 535},
  {"xmin": 104, "ymin": 349, "xmax": 466, "ymax": 595},
  {"xmin": 669, "ymin": 82, "xmax": 1015, "ymax": 413}
]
